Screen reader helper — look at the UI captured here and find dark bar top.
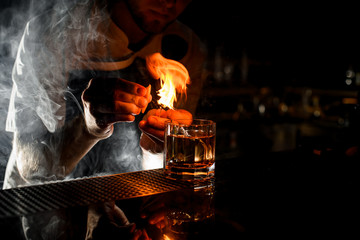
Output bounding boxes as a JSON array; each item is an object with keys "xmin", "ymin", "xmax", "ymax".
[
  {"xmin": 0, "ymin": 148, "xmax": 358, "ymax": 239},
  {"xmin": 0, "ymin": 169, "xmax": 194, "ymax": 218}
]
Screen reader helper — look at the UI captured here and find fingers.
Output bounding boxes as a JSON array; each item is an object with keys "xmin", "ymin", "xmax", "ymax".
[
  {"xmin": 113, "ymin": 90, "xmax": 150, "ymax": 109},
  {"xmin": 147, "ymin": 210, "xmax": 167, "ymax": 228},
  {"xmin": 120, "ymin": 93, "xmax": 149, "ymax": 108},
  {"xmin": 140, "ymin": 201, "xmax": 167, "ymax": 230},
  {"xmin": 167, "ymin": 109, "xmax": 193, "ymax": 124},
  {"xmin": 147, "ymin": 115, "xmax": 169, "ymax": 130},
  {"xmin": 85, "ymin": 80, "xmax": 149, "ymax": 114},
  {"xmin": 82, "ymin": 78, "xmax": 152, "ymax": 127},
  {"xmin": 141, "ymin": 211, "xmax": 167, "ymax": 230},
  {"xmin": 139, "ymin": 109, "xmax": 193, "ymax": 142},
  {"xmin": 139, "ymin": 115, "xmax": 169, "ymax": 133},
  {"xmin": 142, "ymin": 109, "xmax": 193, "ymax": 129},
  {"xmin": 139, "ymin": 119, "xmax": 165, "ymax": 142},
  {"xmin": 141, "ymin": 85, "xmax": 152, "ymax": 114},
  {"xmin": 132, "ymin": 228, "xmax": 151, "ymax": 240},
  {"xmin": 142, "ymin": 109, "xmax": 167, "ymax": 121}
]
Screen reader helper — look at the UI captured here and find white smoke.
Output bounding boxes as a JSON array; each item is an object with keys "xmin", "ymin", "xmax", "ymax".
[
  {"xmin": 1, "ymin": 1, "xmax": 142, "ymax": 239},
  {"xmin": 1, "ymin": 0, "xmax": 146, "ymax": 187},
  {"xmin": 0, "ymin": 0, "xmax": 62, "ymax": 184},
  {"xmin": 0, "ymin": 0, "xmax": 33, "ymax": 187}
]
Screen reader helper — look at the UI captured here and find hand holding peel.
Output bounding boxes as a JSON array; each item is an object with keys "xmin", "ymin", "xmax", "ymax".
[
  {"xmin": 81, "ymin": 77, "xmax": 152, "ymax": 139},
  {"xmin": 139, "ymin": 109, "xmax": 192, "ymax": 144}
]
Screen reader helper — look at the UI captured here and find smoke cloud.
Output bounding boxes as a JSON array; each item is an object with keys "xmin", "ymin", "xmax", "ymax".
[
  {"xmin": 0, "ymin": 0, "xmax": 144, "ymax": 186},
  {"xmin": 0, "ymin": 0, "xmax": 33, "ymax": 187},
  {"xmin": 0, "ymin": 0, "xmax": 71, "ymax": 185},
  {"xmin": 1, "ymin": 0, "xmax": 144, "ymax": 238}
]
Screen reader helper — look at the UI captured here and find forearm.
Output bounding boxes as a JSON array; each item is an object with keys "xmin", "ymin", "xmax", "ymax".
[
  {"xmin": 59, "ymin": 115, "xmax": 104, "ymax": 175},
  {"xmin": 14, "ymin": 116, "xmax": 103, "ymax": 184}
]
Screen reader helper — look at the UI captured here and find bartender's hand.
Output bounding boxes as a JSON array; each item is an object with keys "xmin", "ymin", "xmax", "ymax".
[
  {"xmin": 87, "ymin": 201, "xmax": 151, "ymax": 240},
  {"xmin": 138, "ymin": 109, "xmax": 192, "ymax": 153},
  {"xmin": 138, "ymin": 194, "xmax": 170, "ymax": 234},
  {"xmin": 82, "ymin": 77, "xmax": 151, "ymax": 139}
]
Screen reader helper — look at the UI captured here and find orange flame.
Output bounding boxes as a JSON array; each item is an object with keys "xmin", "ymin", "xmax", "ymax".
[
  {"xmin": 146, "ymin": 53, "xmax": 190, "ymax": 109},
  {"xmin": 163, "ymin": 234, "xmax": 172, "ymax": 240}
]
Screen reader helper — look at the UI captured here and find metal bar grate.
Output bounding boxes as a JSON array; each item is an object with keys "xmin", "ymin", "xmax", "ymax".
[{"xmin": 0, "ymin": 169, "xmax": 193, "ymax": 218}]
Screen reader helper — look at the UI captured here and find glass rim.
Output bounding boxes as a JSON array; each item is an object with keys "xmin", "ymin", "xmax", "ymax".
[{"xmin": 165, "ymin": 118, "xmax": 215, "ymax": 127}]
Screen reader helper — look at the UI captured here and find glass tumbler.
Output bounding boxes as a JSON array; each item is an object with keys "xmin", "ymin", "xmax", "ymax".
[{"xmin": 164, "ymin": 119, "xmax": 216, "ymax": 181}]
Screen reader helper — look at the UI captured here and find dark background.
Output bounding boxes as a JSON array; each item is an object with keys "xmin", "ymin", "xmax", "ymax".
[
  {"xmin": 179, "ymin": 0, "xmax": 360, "ymax": 155},
  {"xmin": 180, "ymin": 1, "xmax": 360, "ymax": 88},
  {"xmin": 181, "ymin": 3, "xmax": 359, "ymax": 235}
]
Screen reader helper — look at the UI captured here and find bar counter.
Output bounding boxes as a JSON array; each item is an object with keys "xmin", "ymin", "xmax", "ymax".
[{"xmin": 0, "ymin": 148, "xmax": 357, "ymax": 239}]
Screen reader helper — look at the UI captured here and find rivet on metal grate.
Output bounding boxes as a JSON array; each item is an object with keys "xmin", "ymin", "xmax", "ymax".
[{"xmin": 0, "ymin": 169, "xmax": 194, "ymax": 218}]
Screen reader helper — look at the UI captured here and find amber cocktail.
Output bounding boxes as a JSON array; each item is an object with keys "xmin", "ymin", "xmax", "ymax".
[{"xmin": 164, "ymin": 119, "xmax": 216, "ymax": 181}]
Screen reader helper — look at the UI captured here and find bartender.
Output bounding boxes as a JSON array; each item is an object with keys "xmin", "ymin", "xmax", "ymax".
[{"xmin": 3, "ymin": 0, "xmax": 206, "ymax": 239}]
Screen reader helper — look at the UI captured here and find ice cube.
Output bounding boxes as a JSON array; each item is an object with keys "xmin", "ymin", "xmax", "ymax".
[
  {"xmin": 175, "ymin": 152, "xmax": 185, "ymax": 162},
  {"xmin": 180, "ymin": 126, "xmax": 191, "ymax": 137}
]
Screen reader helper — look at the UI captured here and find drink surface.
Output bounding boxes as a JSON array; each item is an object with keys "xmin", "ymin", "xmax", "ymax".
[{"xmin": 165, "ymin": 134, "xmax": 215, "ymax": 168}]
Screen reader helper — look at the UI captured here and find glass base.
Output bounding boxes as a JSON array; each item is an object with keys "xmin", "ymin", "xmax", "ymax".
[{"xmin": 164, "ymin": 163, "xmax": 215, "ymax": 182}]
